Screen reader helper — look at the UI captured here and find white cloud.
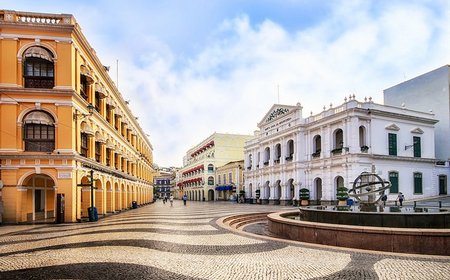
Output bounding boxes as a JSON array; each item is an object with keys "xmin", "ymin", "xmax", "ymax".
[{"xmin": 5, "ymin": 1, "xmax": 448, "ymax": 167}]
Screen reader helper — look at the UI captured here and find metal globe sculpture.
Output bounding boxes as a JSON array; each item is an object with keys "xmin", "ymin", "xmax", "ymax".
[{"xmin": 348, "ymin": 172, "xmax": 391, "ymax": 210}]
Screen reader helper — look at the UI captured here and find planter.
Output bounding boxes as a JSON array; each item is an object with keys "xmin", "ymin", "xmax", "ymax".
[{"xmin": 301, "ymin": 199, "xmax": 309, "ymax": 206}]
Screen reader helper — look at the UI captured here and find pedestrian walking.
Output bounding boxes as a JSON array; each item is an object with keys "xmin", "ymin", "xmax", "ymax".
[
  {"xmin": 169, "ymin": 194, "xmax": 174, "ymax": 207},
  {"xmin": 182, "ymin": 194, "xmax": 187, "ymax": 206},
  {"xmin": 397, "ymin": 192, "xmax": 404, "ymax": 207},
  {"xmin": 381, "ymin": 194, "xmax": 387, "ymax": 206},
  {"xmin": 163, "ymin": 195, "xmax": 167, "ymax": 204}
]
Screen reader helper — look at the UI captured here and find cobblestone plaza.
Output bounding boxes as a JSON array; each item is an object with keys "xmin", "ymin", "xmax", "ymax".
[{"xmin": 0, "ymin": 201, "xmax": 449, "ymax": 279}]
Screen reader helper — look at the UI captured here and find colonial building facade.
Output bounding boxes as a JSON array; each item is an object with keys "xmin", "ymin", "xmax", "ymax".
[
  {"xmin": 153, "ymin": 167, "xmax": 176, "ymax": 199},
  {"xmin": 0, "ymin": 10, "xmax": 154, "ymax": 223},
  {"xmin": 215, "ymin": 160, "xmax": 244, "ymax": 201},
  {"xmin": 384, "ymin": 65, "xmax": 450, "ymax": 163},
  {"xmin": 244, "ymin": 97, "xmax": 448, "ymax": 205},
  {"xmin": 177, "ymin": 133, "xmax": 252, "ymax": 201}
]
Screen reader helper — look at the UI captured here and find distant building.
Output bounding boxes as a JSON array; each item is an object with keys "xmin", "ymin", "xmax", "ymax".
[
  {"xmin": 215, "ymin": 160, "xmax": 244, "ymax": 201},
  {"xmin": 244, "ymin": 97, "xmax": 448, "ymax": 205},
  {"xmin": 153, "ymin": 167, "xmax": 177, "ymax": 199},
  {"xmin": 177, "ymin": 133, "xmax": 253, "ymax": 201},
  {"xmin": 0, "ymin": 10, "xmax": 154, "ymax": 223},
  {"xmin": 384, "ymin": 65, "xmax": 450, "ymax": 161}
]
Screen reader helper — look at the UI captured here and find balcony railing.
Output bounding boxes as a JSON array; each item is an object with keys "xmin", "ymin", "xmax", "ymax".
[{"xmin": 311, "ymin": 150, "xmax": 321, "ymax": 158}]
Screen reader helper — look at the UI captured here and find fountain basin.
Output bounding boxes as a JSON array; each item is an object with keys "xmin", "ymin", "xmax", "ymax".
[
  {"xmin": 299, "ymin": 206, "xmax": 450, "ymax": 228},
  {"xmin": 268, "ymin": 210, "xmax": 450, "ymax": 255}
]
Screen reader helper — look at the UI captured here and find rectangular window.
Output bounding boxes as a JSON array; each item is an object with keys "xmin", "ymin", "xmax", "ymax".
[
  {"xmin": 413, "ymin": 136, "xmax": 421, "ymax": 158},
  {"xmin": 80, "ymin": 133, "xmax": 88, "ymax": 157},
  {"xmin": 218, "ymin": 175, "xmax": 221, "ymax": 184},
  {"xmin": 223, "ymin": 174, "xmax": 226, "ymax": 184},
  {"xmin": 229, "ymin": 173, "xmax": 232, "ymax": 183},
  {"xmin": 414, "ymin": 173, "xmax": 423, "ymax": 194},
  {"xmin": 388, "ymin": 133, "xmax": 397, "ymax": 156},
  {"xmin": 95, "ymin": 142, "xmax": 101, "ymax": 162},
  {"xmin": 106, "ymin": 148, "xmax": 111, "ymax": 166},
  {"xmin": 389, "ymin": 172, "xmax": 399, "ymax": 193}
]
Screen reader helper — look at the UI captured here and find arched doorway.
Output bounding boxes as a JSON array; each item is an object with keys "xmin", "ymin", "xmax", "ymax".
[
  {"xmin": 95, "ymin": 179, "xmax": 103, "ymax": 215},
  {"xmin": 208, "ymin": 189, "xmax": 214, "ymax": 201},
  {"xmin": 106, "ymin": 181, "xmax": 113, "ymax": 213},
  {"xmin": 21, "ymin": 173, "xmax": 56, "ymax": 222},
  {"xmin": 114, "ymin": 183, "xmax": 120, "ymax": 211}
]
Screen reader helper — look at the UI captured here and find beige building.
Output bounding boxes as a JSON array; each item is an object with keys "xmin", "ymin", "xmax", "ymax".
[
  {"xmin": 215, "ymin": 160, "xmax": 244, "ymax": 201},
  {"xmin": 0, "ymin": 10, "xmax": 154, "ymax": 223},
  {"xmin": 177, "ymin": 133, "xmax": 252, "ymax": 201}
]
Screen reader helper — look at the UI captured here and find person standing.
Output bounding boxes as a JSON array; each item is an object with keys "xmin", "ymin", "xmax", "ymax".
[
  {"xmin": 169, "ymin": 194, "xmax": 174, "ymax": 207},
  {"xmin": 397, "ymin": 192, "xmax": 404, "ymax": 207},
  {"xmin": 182, "ymin": 194, "xmax": 187, "ymax": 206}
]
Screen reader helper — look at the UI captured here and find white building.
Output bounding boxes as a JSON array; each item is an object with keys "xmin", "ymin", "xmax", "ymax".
[
  {"xmin": 384, "ymin": 65, "xmax": 450, "ymax": 161},
  {"xmin": 244, "ymin": 96, "xmax": 448, "ymax": 205}
]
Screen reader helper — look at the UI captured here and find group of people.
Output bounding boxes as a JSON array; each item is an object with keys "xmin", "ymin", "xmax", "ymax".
[
  {"xmin": 379, "ymin": 192, "xmax": 404, "ymax": 207},
  {"xmin": 161, "ymin": 194, "xmax": 188, "ymax": 206}
]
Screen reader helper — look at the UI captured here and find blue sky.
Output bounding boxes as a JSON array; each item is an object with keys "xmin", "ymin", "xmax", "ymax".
[{"xmin": 4, "ymin": 0, "xmax": 450, "ymax": 167}]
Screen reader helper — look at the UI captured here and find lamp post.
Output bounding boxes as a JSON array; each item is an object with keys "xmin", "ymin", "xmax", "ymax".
[{"xmin": 77, "ymin": 170, "xmax": 96, "ymax": 222}]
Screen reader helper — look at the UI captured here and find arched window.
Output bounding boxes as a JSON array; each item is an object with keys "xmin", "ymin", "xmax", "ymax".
[
  {"xmin": 247, "ymin": 154, "xmax": 252, "ymax": 170},
  {"xmin": 333, "ymin": 129, "xmax": 344, "ymax": 154},
  {"xmin": 286, "ymin": 139, "xmax": 294, "ymax": 161},
  {"xmin": 23, "ymin": 110, "xmax": 55, "ymax": 152},
  {"xmin": 23, "ymin": 46, "xmax": 54, "ymax": 89},
  {"xmin": 335, "ymin": 176, "xmax": 344, "ymax": 188},
  {"xmin": 312, "ymin": 135, "xmax": 321, "ymax": 158},
  {"xmin": 274, "ymin": 143, "xmax": 281, "ymax": 163},
  {"xmin": 264, "ymin": 147, "xmax": 270, "ymax": 165},
  {"xmin": 208, "ymin": 176, "xmax": 214, "ymax": 185},
  {"xmin": 359, "ymin": 126, "xmax": 369, "ymax": 152},
  {"xmin": 208, "ymin": 164, "xmax": 214, "ymax": 172}
]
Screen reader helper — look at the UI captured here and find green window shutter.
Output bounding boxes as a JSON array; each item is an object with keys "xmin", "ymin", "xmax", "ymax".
[
  {"xmin": 413, "ymin": 136, "xmax": 421, "ymax": 158},
  {"xmin": 388, "ymin": 133, "xmax": 397, "ymax": 156},
  {"xmin": 414, "ymin": 173, "xmax": 423, "ymax": 194},
  {"xmin": 389, "ymin": 172, "xmax": 399, "ymax": 193}
]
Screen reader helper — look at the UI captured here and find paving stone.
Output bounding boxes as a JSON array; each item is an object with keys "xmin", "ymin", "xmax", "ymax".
[{"xmin": 0, "ymin": 201, "xmax": 448, "ymax": 279}]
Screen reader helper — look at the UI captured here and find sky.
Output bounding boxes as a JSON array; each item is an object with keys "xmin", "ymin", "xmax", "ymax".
[{"xmin": 4, "ymin": 0, "xmax": 450, "ymax": 167}]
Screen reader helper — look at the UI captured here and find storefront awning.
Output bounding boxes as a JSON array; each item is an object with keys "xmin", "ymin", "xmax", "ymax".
[{"xmin": 215, "ymin": 185, "xmax": 233, "ymax": 191}]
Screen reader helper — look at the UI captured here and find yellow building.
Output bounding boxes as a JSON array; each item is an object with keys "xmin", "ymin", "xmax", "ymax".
[
  {"xmin": 215, "ymin": 160, "xmax": 244, "ymax": 201},
  {"xmin": 177, "ymin": 133, "xmax": 252, "ymax": 201},
  {"xmin": 0, "ymin": 10, "xmax": 154, "ymax": 223}
]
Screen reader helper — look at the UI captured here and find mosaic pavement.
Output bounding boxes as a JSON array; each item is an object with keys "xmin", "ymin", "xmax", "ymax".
[{"xmin": 0, "ymin": 201, "xmax": 449, "ymax": 279}]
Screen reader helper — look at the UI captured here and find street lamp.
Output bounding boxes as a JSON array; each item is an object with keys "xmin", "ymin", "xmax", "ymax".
[{"xmin": 77, "ymin": 170, "xmax": 97, "ymax": 222}]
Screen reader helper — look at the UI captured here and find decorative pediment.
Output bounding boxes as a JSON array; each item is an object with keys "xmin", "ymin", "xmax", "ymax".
[
  {"xmin": 411, "ymin": 127, "xmax": 424, "ymax": 134},
  {"xmin": 259, "ymin": 104, "xmax": 298, "ymax": 126},
  {"xmin": 385, "ymin": 124, "xmax": 400, "ymax": 131}
]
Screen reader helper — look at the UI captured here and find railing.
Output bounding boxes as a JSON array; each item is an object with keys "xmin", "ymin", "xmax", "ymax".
[{"xmin": 1, "ymin": 10, "xmax": 73, "ymax": 25}]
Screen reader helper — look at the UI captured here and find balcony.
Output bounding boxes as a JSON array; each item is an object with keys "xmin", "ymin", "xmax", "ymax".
[
  {"xmin": 331, "ymin": 148, "xmax": 343, "ymax": 155},
  {"xmin": 311, "ymin": 150, "xmax": 321, "ymax": 159}
]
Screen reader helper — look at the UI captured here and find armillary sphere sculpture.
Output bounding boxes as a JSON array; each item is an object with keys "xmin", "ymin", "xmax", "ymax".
[{"xmin": 348, "ymin": 172, "xmax": 391, "ymax": 209}]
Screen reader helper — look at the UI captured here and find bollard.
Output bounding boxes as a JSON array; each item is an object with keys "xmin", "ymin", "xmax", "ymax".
[
  {"xmin": 394, "ymin": 201, "xmax": 397, "ymax": 206},
  {"xmin": 414, "ymin": 201, "xmax": 416, "ymax": 209},
  {"xmin": 439, "ymin": 201, "xmax": 442, "ymax": 208}
]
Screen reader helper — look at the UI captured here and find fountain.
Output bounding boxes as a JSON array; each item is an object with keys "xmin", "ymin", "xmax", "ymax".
[{"xmin": 267, "ymin": 172, "xmax": 450, "ymax": 255}]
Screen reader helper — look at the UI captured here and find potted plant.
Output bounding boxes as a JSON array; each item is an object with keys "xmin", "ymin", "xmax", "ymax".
[
  {"xmin": 299, "ymin": 188, "xmax": 310, "ymax": 206},
  {"xmin": 336, "ymin": 186, "xmax": 349, "ymax": 206}
]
